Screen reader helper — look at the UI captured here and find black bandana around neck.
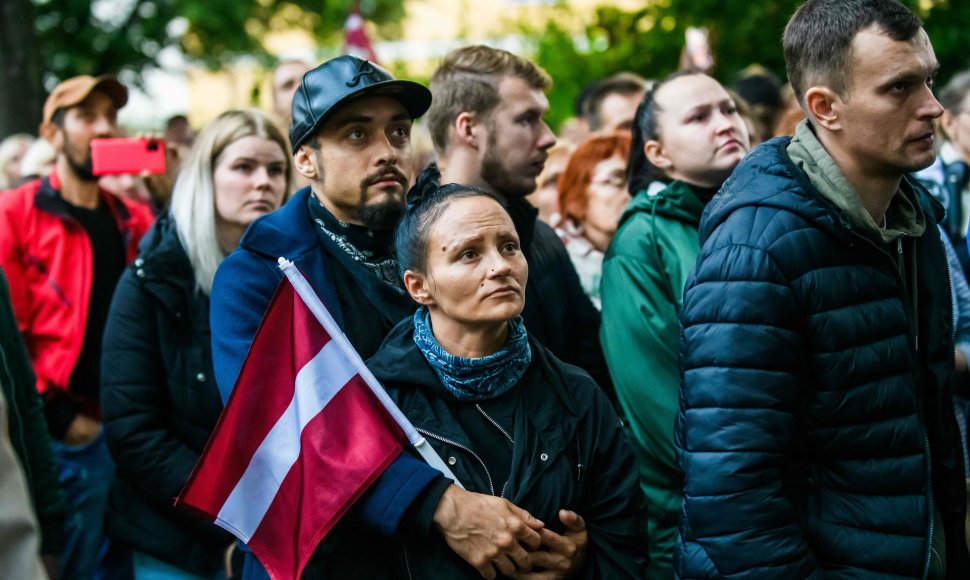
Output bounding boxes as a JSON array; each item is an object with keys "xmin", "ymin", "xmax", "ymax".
[{"xmin": 307, "ymin": 193, "xmax": 405, "ymax": 294}]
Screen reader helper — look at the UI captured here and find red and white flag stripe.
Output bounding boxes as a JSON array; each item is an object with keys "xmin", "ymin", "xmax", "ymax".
[
  {"xmin": 216, "ymin": 337, "xmax": 359, "ymax": 540},
  {"xmin": 177, "ymin": 258, "xmax": 460, "ymax": 579}
]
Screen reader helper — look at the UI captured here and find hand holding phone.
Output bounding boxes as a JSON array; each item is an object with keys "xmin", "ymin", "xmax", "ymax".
[
  {"xmin": 684, "ymin": 27, "xmax": 714, "ymax": 72},
  {"xmin": 91, "ymin": 137, "xmax": 166, "ymax": 176}
]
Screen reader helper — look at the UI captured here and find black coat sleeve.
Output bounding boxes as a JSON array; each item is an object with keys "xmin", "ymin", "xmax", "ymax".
[{"xmin": 0, "ymin": 267, "xmax": 67, "ymax": 555}]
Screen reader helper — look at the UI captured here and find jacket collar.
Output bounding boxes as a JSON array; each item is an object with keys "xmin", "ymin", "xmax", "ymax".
[
  {"xmin": 702, "ymin": 136, "xmax": 944, "ymax": 245},
  {"xmin": 34, "ymin": 168, "xmax": 133, "ymax": 226},
  {"xmin": 137, "ymin": 214, "xmax": 194, "ymax": 287},
  {"xmin": 622, "ymin": 179, "xmax": 707, "ymax": 230},
  {"xmin": 787, "ymin": 120, "xmax": 926, "ymax": 244},
  {"xmin": 132, "ymin": 213, "xmax": 200, "ymax": 329},
  {"xmin": 238, "ymin": 186, "xmax": 318, "ymax": 259}
]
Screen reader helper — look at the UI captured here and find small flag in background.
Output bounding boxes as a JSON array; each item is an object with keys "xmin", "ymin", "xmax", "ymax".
[
  {"xmin": 176, "ymin": 264, "xmax": 406, "ymax": 580},
  {"xmin": 344, "ymin": 5, "xmax": 379, "ymax": 63}
]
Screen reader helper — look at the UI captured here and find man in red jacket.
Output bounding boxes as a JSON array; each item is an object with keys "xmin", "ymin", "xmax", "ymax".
[{"xmin": 0, "ymin": 75, "xmax": 153, "ymax": 580}]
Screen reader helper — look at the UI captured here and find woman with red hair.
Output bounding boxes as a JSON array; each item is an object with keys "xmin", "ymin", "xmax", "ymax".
[{"xmin": 555, "ymin": 133, "xmax": 632, "ymax": 309}]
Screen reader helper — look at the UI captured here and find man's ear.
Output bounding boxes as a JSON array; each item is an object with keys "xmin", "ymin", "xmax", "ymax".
[
  {"xmin": 293, "ymin": 145, "xmax": 318, "ymax": 180},
  {"xmin": 39, "ymin": 122, "xmax": 62, "ymax": 151},
  {"xmin": 643, "ymin": 140, "xmax": 671, "ymax": 171},
  {"xmin": 403, "ymin": 270, "xmax": 434, "ymax": 306},
  {"xmin": 805, "ymin": 86, "xmax": 843, "ymax": 132},
  {"xmin": 455, "ymin": 112, "xmax": 480, "ymax": 149}
]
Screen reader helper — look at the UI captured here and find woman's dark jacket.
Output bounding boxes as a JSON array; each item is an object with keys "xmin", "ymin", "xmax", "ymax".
[
  {"xmin": 336, "ymin": 317, "xmax": 649, "ymax": 579},
  {"xmin": 101, "ymin": 213, "xmax": 233, "ymax": 575},
  {"xmin": 674, "ymin": 137, "xmax": 970, "ymax": 578}
]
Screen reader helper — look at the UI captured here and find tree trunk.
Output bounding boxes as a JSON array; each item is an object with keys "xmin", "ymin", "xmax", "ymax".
[{"xmin": 0, "ymin": 0, "xmax": 45, "ymax": 139}]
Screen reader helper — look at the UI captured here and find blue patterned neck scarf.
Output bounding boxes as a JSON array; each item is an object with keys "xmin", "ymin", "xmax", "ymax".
[{"xmin": 412, "ymin": 307, "xmax": 531, "ymax": 402}]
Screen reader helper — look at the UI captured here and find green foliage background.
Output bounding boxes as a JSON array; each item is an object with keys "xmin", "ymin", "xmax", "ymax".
[
  {"xmin": 31, "ymin": 0, "xmax": 407, "ymax": 80},
  {"xmin": 528, "ymin": 0, "xmax": 970, "ymax": 130},
  {"xmin": 3, "ymin": 0, "xmax": 970, "ymax": 137}
]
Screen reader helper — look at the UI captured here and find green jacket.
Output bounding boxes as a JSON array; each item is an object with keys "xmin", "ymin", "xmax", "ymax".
[
  {"xmin": 600, "ymin": 179, "xmax": 705, "ymax": 578},
  {"xmin": 0, "ymin": 267, "xmax": 67, "ymax": 555}
]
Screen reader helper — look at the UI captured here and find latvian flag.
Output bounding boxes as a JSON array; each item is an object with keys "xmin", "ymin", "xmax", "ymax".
[
  {"xmin": 343, "ymin": 6, "xmax": 379, "ymax": 63},
  {"xmin": 176, "ymin": 260, "xmax": 408, "ymax": 579}
]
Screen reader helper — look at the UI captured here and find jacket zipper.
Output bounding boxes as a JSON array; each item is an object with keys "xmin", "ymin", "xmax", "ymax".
[
  {"xmin": 920, "ymin": 234, "xmax": 954, "ymax": 580},
  {"xmin": 898, "ymin": 237, "xmax": 919, "ymax": 351},
  {"xmin": 403, "ymin": 541, "xmax": 413, "ymax": 580},
  {"xmin": 904, "ymin": 235, "xmax": 934, "ymax": 580},
  {"xmin": 476, "ymin": 404, "xmax": 514, "ymax": 445},
  {"xmin": 922, "ymin": 438, "xmax": 935, "ymax": 580},
  {"xmin": 476, "ymin": 405, "xmax": 516, "ymax": 498},
  {"xmin": 855, "ymin": 230, "xmax": 936, "ymax": 577},
  {"xmin": 575, "ymin": 438, "xmax": 583, "ymax": 483},
  {"xmin": 416, "ymin": 427, "xmax": 495, "ymax": 496}
]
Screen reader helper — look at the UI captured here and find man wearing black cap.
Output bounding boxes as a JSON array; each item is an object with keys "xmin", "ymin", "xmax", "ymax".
[
  {"xmin": 0, "ymin": 75, "xmax": 154, "ymax": 579},
  {"xmin": 211, "ymin": 55, "xmax": 556, "ymax": 580}
]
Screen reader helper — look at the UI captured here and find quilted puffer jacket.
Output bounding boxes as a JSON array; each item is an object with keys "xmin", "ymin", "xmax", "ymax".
[{"xmin": 674, "ymin": 137, "xmax": 970, "ymax": 579}]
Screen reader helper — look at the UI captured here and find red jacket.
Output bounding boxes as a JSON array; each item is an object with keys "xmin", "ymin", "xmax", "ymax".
[{"xmin": 0, "ymin": 170, "xmax": 153, "ymax": 404}]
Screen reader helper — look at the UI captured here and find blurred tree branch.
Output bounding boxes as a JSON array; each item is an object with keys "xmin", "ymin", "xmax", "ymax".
[{"xmin": 1, "ymin": 0, "xmax": 405, "ymax": 138}]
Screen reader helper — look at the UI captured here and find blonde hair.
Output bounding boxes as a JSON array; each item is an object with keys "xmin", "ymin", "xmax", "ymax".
[
  {"xmin": 0, "ymin": 134, "xmax": 33, "ymax": 189},
  {"xmin": 18, "ymin": 138, "xmax": 55, "ymax": 181},
  {"xmin": 170, "ymin": 109, "xmax": 292, "ymax": 294}
]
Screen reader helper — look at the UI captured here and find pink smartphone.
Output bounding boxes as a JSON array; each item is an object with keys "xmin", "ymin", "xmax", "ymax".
[{"xmin": 91, "ymin": 138, "xmax": 166, "ymax": 176}]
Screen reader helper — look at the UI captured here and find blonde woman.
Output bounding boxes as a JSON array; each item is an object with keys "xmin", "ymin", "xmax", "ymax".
[
  {"xmin": 100, "ymin": 109, "xmax": 291, "ymax": 579},
  {"xmin": 0, "ymin": 133, "xmax": 33, "ymax": 190}
]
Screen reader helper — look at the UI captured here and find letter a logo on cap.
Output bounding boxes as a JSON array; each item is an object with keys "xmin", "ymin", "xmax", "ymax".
[{"xmin": 346, "ymin": 60, "xmax": 383, "ymax": 88}]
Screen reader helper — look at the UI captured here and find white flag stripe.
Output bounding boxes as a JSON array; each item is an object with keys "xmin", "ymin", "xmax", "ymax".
[
  {"xmin": 277, "ymin": 258, "xmax": 423, "ymax": 443},
  {"xmin": 216, "ymin": 338, "xmax": 358, "ymax": 541},
  {"xmin": 277, "ymin": 258, "xmax": 465, "ymax": 488}
]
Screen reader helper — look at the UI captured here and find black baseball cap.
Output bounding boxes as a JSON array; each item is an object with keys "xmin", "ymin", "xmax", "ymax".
[{"xmin": 289, "ymin": 55, "xmax": 432, "ymax": 150}]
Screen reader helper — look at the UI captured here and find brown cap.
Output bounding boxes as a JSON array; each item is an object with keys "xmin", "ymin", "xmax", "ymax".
[{"xmin": 42, "ymin": 75, "xmax": 128, "ymax": 127}]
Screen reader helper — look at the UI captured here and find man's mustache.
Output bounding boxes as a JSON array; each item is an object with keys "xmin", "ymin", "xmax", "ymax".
[{"xmin": 361, "ymin": 166, "xmax": 408, "ymax": 189}]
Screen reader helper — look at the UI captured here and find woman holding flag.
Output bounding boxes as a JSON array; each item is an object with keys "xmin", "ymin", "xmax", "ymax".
[
  {"xmin": 363, "ymin": 183, "xmax": 650, "ymax": 578},
  {"xmin": 100, "ymin": 109, "xmax": 292, "ymax": 579}
]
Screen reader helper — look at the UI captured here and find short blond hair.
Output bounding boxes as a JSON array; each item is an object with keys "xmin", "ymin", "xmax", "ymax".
[{"xmin": 427, "ymin": 45, "xmax": 551, "ymax": 154}]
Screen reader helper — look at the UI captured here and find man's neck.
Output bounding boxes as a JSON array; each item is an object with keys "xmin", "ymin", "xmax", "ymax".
[
  {"xmin": 437, "ymin": 151, "xmax": 502, "ymax": 200},
  {"xmin": 817, "ymin": 133, "xmax": 901, "ymax": 224},
  {"xmin": 838, "ymin": 162, "xmax": 900, "ymax": 225},
  {"xmin": 55, "ymin": 157, "xmax": 101, "ymax": 209},
  {"xmin": 310, "ymin": 186, "xmax": 363, "ymax": 226}
]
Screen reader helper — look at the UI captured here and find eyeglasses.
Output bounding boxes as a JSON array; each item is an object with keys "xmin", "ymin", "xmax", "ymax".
[{"xmin": 590, "ymin": 173, "xmax": 627, "ymax": 188}]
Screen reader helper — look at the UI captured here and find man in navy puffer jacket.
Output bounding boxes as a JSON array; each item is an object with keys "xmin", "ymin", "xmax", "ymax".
[{"xmin": 675, "ymin": 0, "xmax": 970, "ymax": 577}]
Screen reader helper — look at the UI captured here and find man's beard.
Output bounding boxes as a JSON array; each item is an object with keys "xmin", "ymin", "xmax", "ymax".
[
  {"xmin": 63, "ymin": 139, "xmax": 97, "ymax": 182},
  {"xmin": 356, "ymin": 165, "xmax": 408, "ymax": 230},
  {"xmin": 480, "ymin": 129, "xmax": 537, "ymax": 199},
  {"xmin": 357, "ymin": 196, "xmax": 405, "ymax": 230}
]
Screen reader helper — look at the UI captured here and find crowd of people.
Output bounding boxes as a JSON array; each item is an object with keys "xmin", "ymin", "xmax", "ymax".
[{"xmin": 2, "ymin": 0, "xmax": 970, "ymax": 578}]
